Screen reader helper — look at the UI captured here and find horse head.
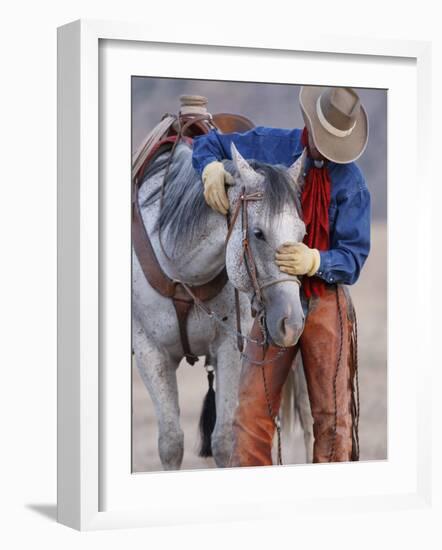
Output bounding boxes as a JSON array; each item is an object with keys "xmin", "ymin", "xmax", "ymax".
[{"xmin": 225, "ymin": 143, "xmax": 307, "ymax": 348}]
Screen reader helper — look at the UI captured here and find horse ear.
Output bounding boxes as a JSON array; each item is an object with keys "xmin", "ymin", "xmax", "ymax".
[
  {"xmin": 230, "ymin": 142, "xmax": 257, "ymax": 182},
  {"xmin": 287, "ymin": 148, "xmax": 307, "ymax": 191}
]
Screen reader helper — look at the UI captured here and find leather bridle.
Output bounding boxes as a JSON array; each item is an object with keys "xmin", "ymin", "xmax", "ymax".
[
  {"xmin": 180, "ymin": 184, "xmax": 301, "ymax": 358},
  {"xmin": 225, "ymin": 186, "xmax": 301, "ymax": 319}
]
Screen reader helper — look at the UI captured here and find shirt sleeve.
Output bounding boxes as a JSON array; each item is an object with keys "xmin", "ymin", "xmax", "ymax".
[
  {"xmin": 192, "ymin": 127, "xmax": 303, "ymax": 175},
  {"xmin": 316, "ymin": 184, "xmax": 371, "ymax": 286},
  {"xmin": 192, "ymin": 128, "xmax": 255, "ymax": 175}
]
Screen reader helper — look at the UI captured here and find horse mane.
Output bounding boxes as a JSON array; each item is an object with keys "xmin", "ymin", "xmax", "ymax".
[
  {"xmin": 223, "ymin": 159, "xmax": 302, "ymax": 216},
  {"xmin": 140, "ymin": 142, "xmax": 301, "ymax": 252}
]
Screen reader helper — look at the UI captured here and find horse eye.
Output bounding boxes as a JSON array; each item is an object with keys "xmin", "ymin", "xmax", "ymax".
[{"xmin": 252, "ymin": 228, "xmax": 265, "ymax": 241}]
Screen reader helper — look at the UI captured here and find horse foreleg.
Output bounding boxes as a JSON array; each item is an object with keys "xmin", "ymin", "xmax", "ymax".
[
  {"xmin": 133, "ymin": 319, "xmax": 183, "ymax": 470},
  {"xmin": 211, "ymin": 340, "xmax": 242, "ymax": 467}
]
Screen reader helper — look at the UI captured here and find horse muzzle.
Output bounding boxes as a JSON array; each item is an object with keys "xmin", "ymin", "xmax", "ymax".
[{"xmin": 261, "ymin": 283, "xmax": 305, "ymax": 348}]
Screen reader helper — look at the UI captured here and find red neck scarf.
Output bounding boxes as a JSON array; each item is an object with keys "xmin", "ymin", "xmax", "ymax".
[{"xmin": 300, "ymin": 127, "xmax": 331, "ymax": 298}]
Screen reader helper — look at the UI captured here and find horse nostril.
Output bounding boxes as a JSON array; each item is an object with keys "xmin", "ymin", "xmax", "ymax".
[
  {"xmin": 279, "ymin": 317, "xmax": 289, "ymax": 336},
  {"xmin": 278, "ymin": 316, "xmax": 304, "ymax": 340}
]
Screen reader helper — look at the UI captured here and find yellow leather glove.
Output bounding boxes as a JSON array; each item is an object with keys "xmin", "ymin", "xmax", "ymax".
[
  {"xmin": 202, "ymin": 161, "xmax": 234, "ymax": 215},
  {"xmin": 275, "ymin": 242, "xmax": 321, "ymax": 277}
]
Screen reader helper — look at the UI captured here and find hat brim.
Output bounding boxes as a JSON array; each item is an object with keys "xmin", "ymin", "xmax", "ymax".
[{"xmin": 299, "ymin": 86, "xmax": 369, "ymax": 164}]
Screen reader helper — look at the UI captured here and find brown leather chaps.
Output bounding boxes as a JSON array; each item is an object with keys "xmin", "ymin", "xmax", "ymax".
[{"xmin": 229, "ymin": 284, "xmax": 356, "ymax": 466}]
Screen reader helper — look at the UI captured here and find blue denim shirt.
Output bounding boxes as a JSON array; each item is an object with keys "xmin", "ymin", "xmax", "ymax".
[{"xmin": 192, "ymin": 126, "xmax": 371, "ymax": 285}]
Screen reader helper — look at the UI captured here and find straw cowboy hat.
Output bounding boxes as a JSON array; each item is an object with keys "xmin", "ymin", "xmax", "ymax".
[{"xmin": 299, "ymin": 86, "xmax": 369, "ymax": 164}]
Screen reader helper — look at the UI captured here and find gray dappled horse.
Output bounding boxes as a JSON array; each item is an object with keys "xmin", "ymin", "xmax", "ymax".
[{"xmin": 132, "ymin": 142, "xmax": 313, "ymax": 470}]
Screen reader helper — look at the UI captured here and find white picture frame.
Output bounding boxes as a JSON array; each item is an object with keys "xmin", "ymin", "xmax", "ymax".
[{"xmin": 57, "ymin": 19, "xmax": 432, "ymax": 531}]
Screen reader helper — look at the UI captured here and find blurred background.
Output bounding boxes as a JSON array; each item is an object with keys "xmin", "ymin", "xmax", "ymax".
[{"xmin": 131, "ymin": 78, "xmax": 387, "ymax": 472}]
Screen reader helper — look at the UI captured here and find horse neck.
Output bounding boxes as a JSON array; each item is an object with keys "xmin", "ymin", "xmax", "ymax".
[{"xmin": 138, "ymin": 173, "xmax": 227, "ymax": 285}]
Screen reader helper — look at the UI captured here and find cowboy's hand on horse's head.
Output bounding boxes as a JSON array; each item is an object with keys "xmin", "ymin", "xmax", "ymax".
[
  {"xmin": 275, "ymin": 242, "xmax": 320, "ymax": 277},
  {"xmin": 202, "ymin": 161, "xmax": 234, "ymax": 215}
]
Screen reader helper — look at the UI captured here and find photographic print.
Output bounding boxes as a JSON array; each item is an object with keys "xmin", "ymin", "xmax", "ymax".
[{"xmin": 131, "ymin": 77, "xmax": 387, "ymax": 472}]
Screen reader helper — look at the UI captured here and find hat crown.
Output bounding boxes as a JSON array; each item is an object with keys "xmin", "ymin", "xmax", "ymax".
[{"xmin": 320, "ymin": 87, "xmax": 361, "ymax": 132}]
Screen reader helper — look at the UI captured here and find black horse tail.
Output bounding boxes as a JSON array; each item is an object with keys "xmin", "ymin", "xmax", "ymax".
[{"xmin": 198, "ymin": 365, "xmax": 217, "ymax": 457}]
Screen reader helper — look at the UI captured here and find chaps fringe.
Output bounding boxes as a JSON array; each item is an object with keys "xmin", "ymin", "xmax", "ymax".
[{"xmin": 350, "ymin": 313, "xmax": 360, "ymax": 461}]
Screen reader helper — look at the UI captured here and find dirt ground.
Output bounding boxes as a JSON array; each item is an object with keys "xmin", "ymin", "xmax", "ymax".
[{"xmin": 132, "ymin": 222, "xmax": 387, "ymax": 472}]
